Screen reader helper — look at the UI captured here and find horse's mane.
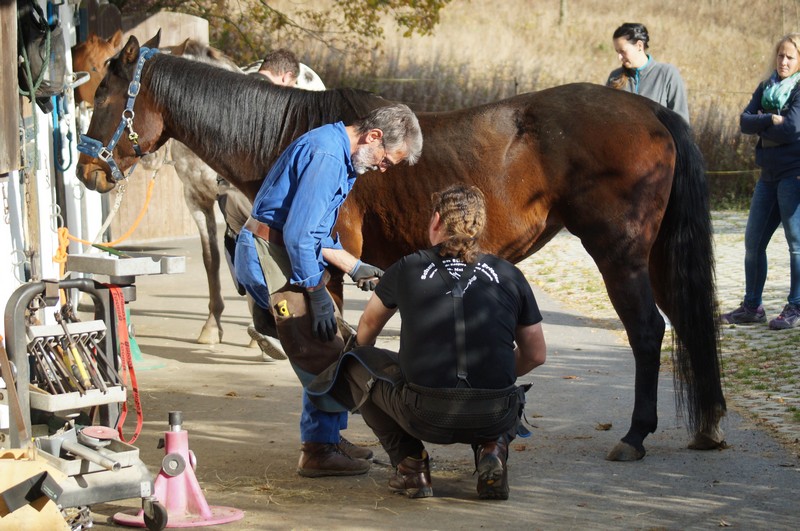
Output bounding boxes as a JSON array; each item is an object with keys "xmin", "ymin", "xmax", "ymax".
[{"xmin": 140, "ymin": 54, "xmax": 384, "ymax": 172}]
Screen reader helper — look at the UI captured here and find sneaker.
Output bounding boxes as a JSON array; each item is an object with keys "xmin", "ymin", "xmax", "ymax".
[
  {"xmin": 721, "ymin": 303, "xmax": 766, "ymax": 324},
  {"xmin": 768, "ymin": 304, "xmax": 800, "ymax": 330},
  {"xmin": 247, "ymin": 325, "xmax": 288, "ymax": 361},
  {"xmin": 388, "ymin": 450, "xmax": 433, "ymax": 498},
  {"xmin": 338, "ymin": 436, "xmax": 374, "ymax": 461}
]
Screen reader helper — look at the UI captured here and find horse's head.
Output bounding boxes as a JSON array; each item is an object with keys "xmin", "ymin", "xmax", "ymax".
[
  {"xmin": 77, "ymin": 32, "xmax": 165, "ymax": 192},
  {"xmin": 71, "ymin": 30, "xmax": 123, "ymax": 105}
]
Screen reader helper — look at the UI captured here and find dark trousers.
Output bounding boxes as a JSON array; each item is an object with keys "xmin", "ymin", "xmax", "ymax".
[
  {"xmin": 331, "ymin": 358, "xmax": 517, "ymax": 467},
  {"xmin": 334, "ymin": 359, "xmax": 425, "ymax": 466}
]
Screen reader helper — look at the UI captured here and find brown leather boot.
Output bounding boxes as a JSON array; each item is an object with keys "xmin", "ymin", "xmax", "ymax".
[
  {"xmin": 388, "ymin": 450, "xmax": 433, "ymax": 498},
  {"xmin": 338, "ymin": 436, "xmax": 374, "ymax": 461},
  {"xmin": 476, "ymin": 438, "xmax": 509, "ymax": 500},
  {"xmin": 297, "ymin": 442, "xmax": 371, "ymax": 478}
]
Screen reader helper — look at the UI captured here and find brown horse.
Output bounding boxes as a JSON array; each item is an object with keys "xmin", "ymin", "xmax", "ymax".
[
  {"xmin": 71, "ymin": 33, "xmax": 325, "ymax": 348},
  {"xmin": 72, "ymin": 33, "xmax": 240, "ymax": 345},
  {"xmin": 76, "ymin": 33, "xmax": 727, "ymax": 461},
  {"xmin": 71, "ymin": 31, "xmax": 123, "ymax": 104}
]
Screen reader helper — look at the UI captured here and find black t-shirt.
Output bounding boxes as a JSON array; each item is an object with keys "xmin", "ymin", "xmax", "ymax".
[{"xmin": 375, "ymin": 247, "xmax": 542, "ymax": 389}]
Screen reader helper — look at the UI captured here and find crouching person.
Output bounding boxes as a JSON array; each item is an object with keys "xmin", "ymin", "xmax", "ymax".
[{"xmin": 308, "ymin": 184, "xmax": 546, "ymax": 499}]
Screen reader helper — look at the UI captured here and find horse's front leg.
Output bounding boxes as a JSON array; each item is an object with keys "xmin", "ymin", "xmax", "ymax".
[{"xmin": 596, "ymin": 262, "xmax": 665, "ymax": 461}]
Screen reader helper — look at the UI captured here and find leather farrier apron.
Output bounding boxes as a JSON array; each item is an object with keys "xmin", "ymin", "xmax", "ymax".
[{"xmin": 252, "ymin": 236, "xmax": 346, "ymax": 378}]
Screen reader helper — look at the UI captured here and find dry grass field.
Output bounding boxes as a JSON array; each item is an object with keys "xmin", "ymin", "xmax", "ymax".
[{"xmin": 263, "ymin": 0, "xmax": 800, "ymax": 206}]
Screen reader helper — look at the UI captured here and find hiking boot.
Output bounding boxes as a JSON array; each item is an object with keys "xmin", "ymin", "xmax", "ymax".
[
  {"xmin": 338, "ymin": 436, "xmax": 374, "ymax": 461},
  {"xmin": 721, "ymin": 303, "xmax": 766, "ymax": 324},
  {"xmin": 247, "ymin": 325, "xmax": 288, "ymax": 361},
  {"xmin": 388, "ymin": 450, "xmax": 432, "ymax": 498},
  {"xmin": 476, "ymin": 438, "xmax": 509, "ymax": 500},
  {"xmin": 769, "ymin": 303, "xmax": 800, "ymax": 330},
  {"xmin": 297, "ymin": 442, "xmax": 371, "ymax": 477}
]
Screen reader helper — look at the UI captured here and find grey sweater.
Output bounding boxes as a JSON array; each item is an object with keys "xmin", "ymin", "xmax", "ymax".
[{"xmin": 607, "ymin": 57, "xmax": 690, "ymax": 124}]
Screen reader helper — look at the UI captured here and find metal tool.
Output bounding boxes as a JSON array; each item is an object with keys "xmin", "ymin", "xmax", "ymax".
[
  {"xmin": 37, "ymin": 427, "xmax": 121, "ymax": 472},
  {"xmin": 50, "ymin": 340, "xmax": 84, "ymax": 394},
  {"xmin": 78, "ymin": 333, "xmax": 108, "ymax": 392},
  {"xmin": 28, "ymin": 341, "xmax": 58, "ymax": 394},
  {"xmin": 56, "ymin": 311, "xmax": 92, "ymax": 389},
  {"xmin": 33, "ymin": 340, "xmax": 68, "ymax": 394},
  {"xmin": 88, "ymin": 333, "xmax": 121, "ymax": 385}
]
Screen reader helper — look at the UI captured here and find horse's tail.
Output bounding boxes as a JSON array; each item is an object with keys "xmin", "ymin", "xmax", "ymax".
[{"xmin": 652, "ymin": 107, "xmax": 726, "ymax": 436}]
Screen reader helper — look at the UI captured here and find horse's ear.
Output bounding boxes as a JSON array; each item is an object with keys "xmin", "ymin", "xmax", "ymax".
[
  {"xmin": 142, "ymin": 29, "xmax": 161, "ymax": 50},
  {"xmin": 172, "ymin": 38, "xmax": 190, "ymax": 56},
  {"xmin": 120, "ymin": 35, "xmax": 140, "ymax": 65},
  {"xmin": 109, "ymin": 29, "xmax": 123, "ymax": 49}
]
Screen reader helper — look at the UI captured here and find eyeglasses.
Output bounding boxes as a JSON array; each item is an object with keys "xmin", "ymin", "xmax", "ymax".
[{"xmin": 379, "ymin": 140, "xmax": 397, "ymax": 169}]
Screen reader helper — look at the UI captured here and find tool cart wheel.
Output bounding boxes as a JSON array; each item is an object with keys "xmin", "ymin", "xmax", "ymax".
[{"xmin": 142, "ymin": 497, "xmax": 168, "ymax": 531}]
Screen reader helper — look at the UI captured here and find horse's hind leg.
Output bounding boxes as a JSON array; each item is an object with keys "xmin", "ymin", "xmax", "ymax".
[
  {"xmin": 598, "ymin": 261, "xmax": 666, "ymax": 460},
  {"xmin": 171, "ymin": 142, "xmax": 225, "ymax": 344},
  {"xmin": 577, "ymin": 234, "xmax": 666, "ymax": 461},
  {"xmin": 191, "ymin": 202, "xmax": 224, "ymax": 344}
]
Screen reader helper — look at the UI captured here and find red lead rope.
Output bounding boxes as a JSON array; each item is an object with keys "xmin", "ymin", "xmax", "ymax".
[{"xmin": 105, "ymin": 284, "xmax": 143, "ymax": 443}]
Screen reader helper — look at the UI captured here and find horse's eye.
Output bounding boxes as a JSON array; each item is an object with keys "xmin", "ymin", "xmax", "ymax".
[{"xmin": 94, "ymin": 85, "xmax": 107, "ymax": 105}]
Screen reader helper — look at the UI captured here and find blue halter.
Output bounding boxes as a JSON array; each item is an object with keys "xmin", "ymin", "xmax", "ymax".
[{"xmin": 77, "ymin": 46, "xmax": 160, "ymax": 182}]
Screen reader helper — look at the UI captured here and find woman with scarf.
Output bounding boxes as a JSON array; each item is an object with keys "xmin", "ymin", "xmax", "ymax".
[
  {"xmin": 606, "ymin": 22, "xmax": 690, "ymax": 124},
  {"xmin": 722, "ymin": 33, "xmax": 800, "ymax": 330}
]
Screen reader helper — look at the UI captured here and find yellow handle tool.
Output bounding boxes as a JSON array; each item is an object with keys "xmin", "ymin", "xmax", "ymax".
[
  {"xmin": 57, "ymin": 316, "xmax": 92, "ymax": 389},
  {"xmin": 67, "ymin": 340, "xmax": 92, "ymax": 389}
]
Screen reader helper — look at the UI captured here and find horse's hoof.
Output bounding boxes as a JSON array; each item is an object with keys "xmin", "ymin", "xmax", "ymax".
[
  {"xmin": 606, "ymin": 441, "xmax": 646, "ymax": 461},
  {"xmin": 196, "ymin": 327, "xmax": 220, "ymax": 345},
  {"xmin": 688, "ymin": 428, "xmax": 728, "ymax": 450}
]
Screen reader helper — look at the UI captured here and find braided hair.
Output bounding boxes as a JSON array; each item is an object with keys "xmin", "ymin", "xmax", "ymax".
[{"xmin": 431, "ymin": 185, "xmax": 487, "ymax": 264}]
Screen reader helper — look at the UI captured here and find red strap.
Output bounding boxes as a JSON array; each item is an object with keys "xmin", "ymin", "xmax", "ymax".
[{"xmin": 105, "ymin": 284, "xmax": 143, "ymax": 443}]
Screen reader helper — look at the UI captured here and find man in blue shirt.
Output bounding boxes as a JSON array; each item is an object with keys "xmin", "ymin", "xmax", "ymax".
[{"xmin": 235, "ymin": 103, "xmax": 423, "ymax": 477}]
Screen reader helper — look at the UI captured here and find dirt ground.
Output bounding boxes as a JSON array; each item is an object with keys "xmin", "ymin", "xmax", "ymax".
[{"xmin": 72, "ymin": 232, "xmax": 800, "ymax": 531}]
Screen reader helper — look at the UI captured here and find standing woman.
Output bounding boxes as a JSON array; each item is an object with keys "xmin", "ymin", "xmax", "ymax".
[
  {"xmin": 722, "ymin": 33, "xmax": 800, "ymax": 330},
  {"xmin": 607, "ymin": 22, "xmax": 690, "ymax": 124}
]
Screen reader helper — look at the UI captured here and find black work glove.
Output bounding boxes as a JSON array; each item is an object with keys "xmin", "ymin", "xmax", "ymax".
[
  {"xmin": 349, "ymin": 261, "xmax": 384, "ymax": 291},
  {"xmin": 307, "ymin": 288, "xmax": 337, "ymax": 342}
]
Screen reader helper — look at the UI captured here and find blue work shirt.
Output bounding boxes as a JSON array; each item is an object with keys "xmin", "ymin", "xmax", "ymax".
[{"xmin": 250, "ymin": 122, "xmax": 357, "ymax": 289}]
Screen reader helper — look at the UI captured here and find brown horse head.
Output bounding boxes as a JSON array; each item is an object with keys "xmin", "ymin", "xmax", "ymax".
[
  {"xmin": 71, "ymin": 30, "xmax": 123, "ymax": 105},
  {"xmin": 77, "ymin": 32, "xmax": 165, "ymax": 192}
]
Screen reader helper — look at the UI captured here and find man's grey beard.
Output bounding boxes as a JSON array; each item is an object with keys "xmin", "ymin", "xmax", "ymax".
[{"xmin": 351, "ymin": 144, "xmax": 378, "ymax": 175}]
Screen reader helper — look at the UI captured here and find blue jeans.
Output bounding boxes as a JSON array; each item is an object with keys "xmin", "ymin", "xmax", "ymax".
[
  {"xmin": 743, "ymin": 176, "xmax": 800, "ymax": 308},
  {"xmin": 301, "ymin": 391, "xmax": 347, "ymax": 443},
  {"xmin": 236, "ymin": 228, "xmax": 347, "ymax": 442}
]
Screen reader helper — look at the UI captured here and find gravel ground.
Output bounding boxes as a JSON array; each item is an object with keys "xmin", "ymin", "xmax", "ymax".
[{"xmin": 516, "ymin": 211, "xmax": 800, "ymax": 456}]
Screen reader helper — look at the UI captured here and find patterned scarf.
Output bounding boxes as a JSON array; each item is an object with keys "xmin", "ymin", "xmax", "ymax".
[{"xmin": 761, "ymin": 71, "xmax": 800, "ymax": 111}]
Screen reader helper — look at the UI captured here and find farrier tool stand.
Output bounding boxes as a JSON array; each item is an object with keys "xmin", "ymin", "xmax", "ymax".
[{"xmin": 1, "ymin": 252, "xmax": 184, "ymax": 530}]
